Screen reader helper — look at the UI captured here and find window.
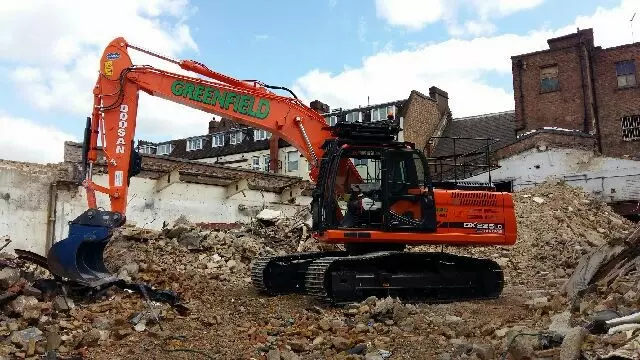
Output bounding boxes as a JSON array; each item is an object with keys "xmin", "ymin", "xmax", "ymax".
[
  {"xmin": 212, "ymin": 133, "xmax": 224, "ymax": 147},
  {"xmin": 138, "ymin": 145, "xmax": 156, "ymax": 154},
  {"xmin": 621, "ymin": 115, "xmax": 640, "ymax": 141},
  {"xmin": 262, "ymin": 154, "xmax": 270, "ymax": 171},
  {"xmin": 287, "ymin": 151, "xmax": 299, "ymax": 172},
  {"xmin": 345, "ymin": 111, "xmax": 361, "ymax": 122},
  {"xmin": 230, "ymin": 130, "xmax": 243, "ymax": 145},
  {"xmin": 354, "ymin": 158, "xmax": 368, "ymax": 166},
  {"xmin": 616, "ymin": 60, "xmax": 636, "ymax": 88},
  {"xmin": 371, "ymin": 106, "xmax": 396, "ymax": 121},
  {"xmin": 156, "ymin": 143, "xmax": 173, "ymax": 155},
  {"xmin": 254, "ymin": 129, "xmax": 270, "ymax": 141},
  {"xmin": 325, "ymin": 115, "xmax": 338, "ymax": 126},
  {"xmin": 540, "ymin": 65, "xmax": 559, "ymax": 92},
  {"xmin": 186, "ymin": 138, "xmax": 203, "ymax": 151},
  {"xmin": 252, "ymin": 156, "xmax": 260, "ymax": 170}
]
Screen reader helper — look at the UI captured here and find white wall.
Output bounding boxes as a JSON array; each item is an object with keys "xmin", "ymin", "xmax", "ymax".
[
  {"xmin": 1, "ymin": 161, "xmax": 312, "ymax": 257},
  {"xmin": 0, "ymin": 161, "xmax": 57, "ymax": 256},
  {"xmin": 467, "ymin": 147, "xmax": 640, "ymax": 202}
]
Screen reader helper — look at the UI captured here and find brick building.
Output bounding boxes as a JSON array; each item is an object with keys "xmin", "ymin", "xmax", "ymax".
[
  {"xmin": 512, "ymin": 28, "xmax": 640, "ymax": 158},
  {"xmin": 466, "ymin": 28, "xmax": 640, "ymax": 219},
  {"xmin": 137, "ymin": 86, "xmax": 451, "ymax": 181}
]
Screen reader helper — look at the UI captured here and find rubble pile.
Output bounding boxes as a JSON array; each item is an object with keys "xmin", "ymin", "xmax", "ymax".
[
  {"xmin": 0, "ymin": 182, "xmax": 638, "ymax": 359},
  {"xmin": 427, "ymin": 180, "xmax": 635, "ymax": 288},
  {"xmin": 0, "ymin": 254, "xmax": 175, "ymax": 359},
  {"xmin": 105, "ymin": 207, "xmax": 336, "ymax": 288}
]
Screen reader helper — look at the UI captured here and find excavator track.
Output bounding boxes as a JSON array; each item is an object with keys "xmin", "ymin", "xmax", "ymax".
[
  {"xmin": 250, "ymin": 251, "xmax": 348, "ymax": 295},
  {"xmin": 304, "ymin": 251, "xmax": 504, "ymax": 305}
]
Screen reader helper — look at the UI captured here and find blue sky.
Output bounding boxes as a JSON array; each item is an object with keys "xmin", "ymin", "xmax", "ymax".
[
  {"xmin": 187, "ymin": 0, "xmax": 613, "ymax": 87},
  {"xmin": 0, "ymin": 0, "xmax": 637, "ymax": 163}
]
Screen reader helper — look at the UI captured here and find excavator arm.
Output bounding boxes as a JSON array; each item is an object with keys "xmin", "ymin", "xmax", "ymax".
[
  {"xmin": 48, "ymin": 37, "xmax": 360, "ymax": 286},
  {"xmin": 86, "ymin": 37, "xmax": 359, "ymax": 217}
]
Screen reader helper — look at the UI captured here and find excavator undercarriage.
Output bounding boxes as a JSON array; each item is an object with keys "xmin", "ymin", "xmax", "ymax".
[{"xmin": 251, "ymin": 250, "xmax": 504, "ymax": 305}]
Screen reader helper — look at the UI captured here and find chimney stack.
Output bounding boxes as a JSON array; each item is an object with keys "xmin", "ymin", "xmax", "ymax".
[
  {"xmin": 310, "ymin": 100, "xmax": 330, "ymax": 114},
  {"xmin": 429, "ymin": 86, "xmax": 449, "ymax": 116},
  {"xmin": 208, "ymin": 119, "xmax": 217, "ymax": 134}
]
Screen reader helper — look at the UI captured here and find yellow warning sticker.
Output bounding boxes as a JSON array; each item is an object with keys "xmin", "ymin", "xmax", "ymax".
[{"xmin": 104, "ymin": 60, "xmax": 113, "ymax": 76}]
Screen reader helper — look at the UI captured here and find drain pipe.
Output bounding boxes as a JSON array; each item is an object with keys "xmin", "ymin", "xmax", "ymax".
[{"xmin": 45, "ymin": 182, "xmax": 58, "ymax": 253}]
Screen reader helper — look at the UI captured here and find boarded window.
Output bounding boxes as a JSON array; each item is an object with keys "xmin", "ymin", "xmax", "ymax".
[
  {"xmin": 540, "ymin": 65, "xmax": 559, "ymax": 92},
  {"xmin": 616, "ymin": 60, "xmax": 636, "ymax": 88},
  {"xmin": 621, "ymin": 115, "xmax": 640, "ymax": 141}
]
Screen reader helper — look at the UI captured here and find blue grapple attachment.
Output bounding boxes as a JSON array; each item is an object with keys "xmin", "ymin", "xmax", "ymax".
[{"xmin": 47, "ymin": 208, "xmax": 125, "ymax": 287}]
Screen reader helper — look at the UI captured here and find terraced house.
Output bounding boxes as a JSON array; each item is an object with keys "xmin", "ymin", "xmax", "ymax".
[{"xmin": 136, "ymin": 86, "xmax": 452, "ymax": 181}]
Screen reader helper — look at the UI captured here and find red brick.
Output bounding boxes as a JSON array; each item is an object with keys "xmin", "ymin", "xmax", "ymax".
[
  {"xmin": 511, "ymin": 28, "xmax": 640, "ymax": 160},
  {"xmin": 592, "ymin": 43, "xmax": 640, "ymax": 158}
]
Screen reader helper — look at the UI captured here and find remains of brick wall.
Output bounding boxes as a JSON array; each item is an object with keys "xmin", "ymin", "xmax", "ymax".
[
  {"xmin": 494, "ymin": 131, "xmax": 597, "ymax": 160},
  {"xmin": 401, "ymin": 90, "xmax": 443, "ymax": 152}
]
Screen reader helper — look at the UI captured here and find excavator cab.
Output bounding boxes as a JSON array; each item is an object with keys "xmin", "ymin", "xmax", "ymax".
[{"xmin": 311, "ymin": 119, "xmax": 437, "ymax": 237}]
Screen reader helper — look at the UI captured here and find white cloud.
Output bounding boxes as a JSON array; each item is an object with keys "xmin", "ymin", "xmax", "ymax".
[
  {"xmin": 0, "ymin": 0, "xmax": 219, "ymax": 144},
  {"xmin": 374, "ymin": 0, "xmax": 445, "ymax": 31},
  {"xmin": 374, "ymin": 0, "xmax": 546, "ymax": 35},
  {"xmin": 470, "ymin": 0, "xmax": 546, "ymax": 19},
  {"xmin": 255, "ymin": 34, "xmax": 269, "ymax": 41},
  {"xmin": 449, "ymin": 20, "xmax": 498, "ymax": 37},
  {"xmin": 293, "ymin": 0, "xmax": 637, "ymax": 118},
  {"xmin": 328, "ymin": 0, "xmax": 338, "ymax": 8},
  {"xmin": 0, "ymin": 113, "xmax": 77, "ymax": 164}
]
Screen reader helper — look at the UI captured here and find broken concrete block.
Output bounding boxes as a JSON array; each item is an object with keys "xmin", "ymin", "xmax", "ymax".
[
  {"xmin": 559, "ymin": 327, "xmax": 586, "ymax": 360},
  {"xmin": 0, "ymin": 267, "xmax": 19, "ymax": 290},
  {"xmin": 53, "ymin": 296, "xmax": 74, "ymax": 312},
  {"xmin": 256, "ymin": 209, "xmax": 282, "ymax": 222}
]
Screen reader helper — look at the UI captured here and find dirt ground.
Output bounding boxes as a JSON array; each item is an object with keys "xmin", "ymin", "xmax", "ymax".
[{"xmin": 82, "ymin": 272, "xmax": 542, "ymax": 360}]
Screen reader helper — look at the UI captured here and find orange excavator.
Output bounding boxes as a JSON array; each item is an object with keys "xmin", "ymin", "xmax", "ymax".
[{"xmin": 41, "ymin": 37, "xmax": 517, "ymax": 304}]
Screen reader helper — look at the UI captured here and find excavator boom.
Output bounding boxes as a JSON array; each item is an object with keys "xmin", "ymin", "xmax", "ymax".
[{"xmin": 86, "ymin": 37, "xmax": 358, "ymax": 216}]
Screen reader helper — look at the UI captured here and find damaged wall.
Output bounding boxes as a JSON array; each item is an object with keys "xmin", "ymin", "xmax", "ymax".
[
  {"xmin": 0, "ymin": 159, "xmax": 312, "ymax": 257},
  {"xmin": 52, "ymin": 173, "xmax": 312, "ymax": 247},
  {"xmin": 467, "ymin": 147, "xmax": 640, "ymax": 203},
  {"xmin": 0, "ymin": 160, "xmax": 67, "ymax": 255}
]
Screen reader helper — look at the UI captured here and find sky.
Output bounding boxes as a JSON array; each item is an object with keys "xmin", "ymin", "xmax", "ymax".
[{"xmin": 0, "ymin": 0, "xmax": 637, "ymax": 164}]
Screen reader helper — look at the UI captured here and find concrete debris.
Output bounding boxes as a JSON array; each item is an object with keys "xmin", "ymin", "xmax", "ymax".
[
  {"xmin": 256, "ymin": 209, "xmax": 282, "ymax": 222},
  {"xmin": 559, "ymin": 327, "xmax": 586, "ymax": 360},
  {"xmin": 52, "ymin": 296, "xmax": 74, "ymax": 312},
  {"xmin": 548, "ymin": 311, "xmax": 573, "ymax": 336}
]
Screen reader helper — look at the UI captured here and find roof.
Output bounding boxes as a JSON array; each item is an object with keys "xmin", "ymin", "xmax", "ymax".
[
  {"xmin": 431, "ymin": 110, "xmax": 517, "ymax": 158},
  {"xmin": 320, "ymin": 99, "xmax": 408, "ymax": 119},
  {"xmin": 139, "ymin": 97, "xmax": 412, "ymax": 160},
  {"xmin": 64, "ymin": 142, "xmax": 311, "ymax": 194},
  {"xmin": 136, "ymin": 116, "xmax": 294, "ymax": 160},
  {"xmin": 208, "ymin": 117, "xmax": 247, "ymax": 133},
  {"xmin": 149, "ymin": 133, "xmax": 291, "ymax": 161}
]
